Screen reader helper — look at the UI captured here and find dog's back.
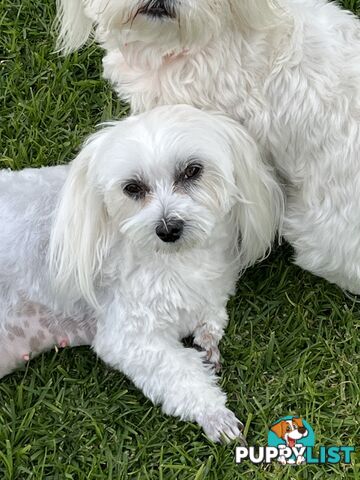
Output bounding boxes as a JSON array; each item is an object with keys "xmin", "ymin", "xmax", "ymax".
[{"xmin": 0, "ymin": 166, "xmax": 69, "ymax": 306}]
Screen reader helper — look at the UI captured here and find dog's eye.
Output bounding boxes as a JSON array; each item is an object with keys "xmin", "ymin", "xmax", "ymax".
[
  {"xmin": 184, "ymin": 164, "xmax": 203, "ymax": 180},
  {"xmin": 123, "ymin": 182, "xmax": 147, "ymax": 199}
]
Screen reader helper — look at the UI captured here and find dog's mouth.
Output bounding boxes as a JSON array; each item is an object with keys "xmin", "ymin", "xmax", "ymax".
[
  {"xmin": 288, "ymin": 438, "xmax": 296, "ymax": 448},
  {"xmin": 137, "ymin": 1, "xmax": 176, "ymax": 19}
]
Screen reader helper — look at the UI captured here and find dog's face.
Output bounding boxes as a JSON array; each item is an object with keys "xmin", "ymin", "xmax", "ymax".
[
  {"xmin": 93, "ymin": 0, "xmax": 228, "ymax": 30},
  {"xmin": 58, "ymin": 1, "xmax": 283, "ymax": 64},
  {"xmin": 86, "ymin": 0, "xmax": 237, "ymax": 57},
  {"xmin": 87, "ymin": 107, "xmax": 240, "ymax": 253},
  {"xmin": 50, "ymin": 104, "xmax": 282, "ymax": 306},
  {"xmin": 271, "ymin": 418, "xmax": 308, "ymax": 448}
]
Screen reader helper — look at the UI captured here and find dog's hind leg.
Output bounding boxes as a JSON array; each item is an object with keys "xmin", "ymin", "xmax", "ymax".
[{"xmin": 284, "ymin": 194, "xmax": 360, "ymax": 294}]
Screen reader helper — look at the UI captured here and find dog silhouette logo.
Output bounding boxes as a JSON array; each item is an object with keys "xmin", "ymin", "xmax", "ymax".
[{"xmin": 268, "ymin": 416, "xmax": 315, "ymax": 465}]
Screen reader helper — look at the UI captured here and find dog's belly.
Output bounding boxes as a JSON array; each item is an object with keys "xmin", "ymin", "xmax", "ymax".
[{"xmin": 0, "ymin": 301, "xmax": 97, "ymax": 378}]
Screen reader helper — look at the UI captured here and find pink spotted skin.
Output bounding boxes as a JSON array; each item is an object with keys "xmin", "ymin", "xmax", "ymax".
[{"xmin": 0, "ymin": 301, "xmax": 96, "ymax": 378}]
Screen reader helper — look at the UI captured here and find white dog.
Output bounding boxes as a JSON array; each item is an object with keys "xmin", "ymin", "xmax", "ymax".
[
  {"xmin": 57, "ymin": 0, "xmax": 360, "ymax": 294},
  {"xmin": 0, "ymin": 105, "xmax": 282, "ymax": 442}
]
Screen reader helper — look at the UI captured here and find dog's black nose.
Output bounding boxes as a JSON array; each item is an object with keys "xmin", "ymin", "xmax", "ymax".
[
  {"xmin": 142, "ymin": 0, "xmax": 176, "ymax": 19},
  {"xmin": 156, "ymin": 220, "xmax": 184, "ymax": 243},
  {"xmin": 298, "ymin": 427, "xmax": 307, "ymax": 435}
]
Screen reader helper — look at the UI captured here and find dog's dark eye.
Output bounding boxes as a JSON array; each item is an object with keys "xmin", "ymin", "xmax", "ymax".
[
  {"xmin": 124, "ymin": 182, "xmax": 147, "ymax": 199},
  {"xmin": 184, "ymin": 164, "xmax": 203, "ymax": 180}
]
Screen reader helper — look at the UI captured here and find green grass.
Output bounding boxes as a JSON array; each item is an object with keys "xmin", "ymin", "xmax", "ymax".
[{"xmin": 1, "ymin": 0, "xmax": 360, "ymax": 478}]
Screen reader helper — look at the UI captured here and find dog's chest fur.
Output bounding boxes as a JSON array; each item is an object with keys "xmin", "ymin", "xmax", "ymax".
[
  {"xmin": 103, "ymin": 37, "xmax": 269, "ymax": 125},
  {"xmin": 103, "ymin": 239, "xmax": 237, "ymax": 337}
]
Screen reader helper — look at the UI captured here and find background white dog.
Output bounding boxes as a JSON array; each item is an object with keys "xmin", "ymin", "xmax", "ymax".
[
  {"xmin": 0, "ymin": 105, "xmax": 282, "ymax": 442},
  {"xmin": 57, "ymin": 0, "xmax": 360, "ymax": 294}
]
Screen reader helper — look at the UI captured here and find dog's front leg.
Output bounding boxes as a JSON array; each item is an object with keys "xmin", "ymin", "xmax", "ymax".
[
  {"xmin": 193, "ymin": 305, "xmax": 228, "ymax": 373},
  {"xmin": 93, "ymin": 308, "xmax": 245, "ymax": 444}
]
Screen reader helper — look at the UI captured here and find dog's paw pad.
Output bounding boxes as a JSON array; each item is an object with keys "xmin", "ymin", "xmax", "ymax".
[{"xmin": 198, "ymin": 408, "xmax": 246, "ymax": 444}]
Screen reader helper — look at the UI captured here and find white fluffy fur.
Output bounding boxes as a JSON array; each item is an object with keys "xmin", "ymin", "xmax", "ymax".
[
  {"xmin": 0, "ymin": 105, "xmax": 282, "ymax": 442},
  {"xmin": 57, "ymin": 0, "xmax": 360, "ymax": 293}
]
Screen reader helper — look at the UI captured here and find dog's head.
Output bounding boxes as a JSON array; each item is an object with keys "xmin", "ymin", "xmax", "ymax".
[
  {"xmin": 57, "ymin": 0, "xmax": 284, "ymax": 61},
  {"xmin": 50, "ymin": 105, "xmax": 282, "ymax": 307},
  {"xmin": 271, "ymin": 418, "xmax": 308, "ymax": 448}
]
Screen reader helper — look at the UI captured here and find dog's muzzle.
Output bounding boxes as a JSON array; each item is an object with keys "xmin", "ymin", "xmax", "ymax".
[
  {"xmin": 139, "ymin": 0, "xmax": 176, "ymax": 19},
  {"xmin": 156, "ymin": 219, "xmax": 184, "ymax": 243}
]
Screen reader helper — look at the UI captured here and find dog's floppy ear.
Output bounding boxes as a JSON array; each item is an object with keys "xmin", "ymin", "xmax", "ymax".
[
  {"xmin": 224, "ymin": 119, "xmax": 284, "ymax": 268},
  {"xmin": 271, "ymin": 421, "xmax": 286, "ymax": 439},
  {"xmin": 56, "ymin": 0, "xmax": 93, "ymax": 53},
  {"xmin": 49, "ymin": 129, "xmax": 110, "ymax": 309}
]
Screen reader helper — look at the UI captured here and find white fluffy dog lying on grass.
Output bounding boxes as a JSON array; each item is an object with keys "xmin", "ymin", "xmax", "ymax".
[
  {"xmin": 57, "ymin": 0, "xmax": 360, "ymax": 293},
  {"xmin": 0, "ymin": 105, "xmax": 282, "ymax": 442}
]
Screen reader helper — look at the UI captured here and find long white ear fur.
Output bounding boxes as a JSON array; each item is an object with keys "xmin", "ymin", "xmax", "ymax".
[
  {"xmin": 49, "ymin": 133, "xmax": 110, "ymax": 309},
  {"xmin": 225, "ymin": 120, "xmax": 284, "ymax": 268},
  {"xmin": 55, "ymin": 0, "xmax": 93, "ymax": 53}
]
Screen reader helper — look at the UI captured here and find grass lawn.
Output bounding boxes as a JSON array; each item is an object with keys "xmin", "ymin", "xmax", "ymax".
[{"xmin": 1, "ymin": 0, "xmax": 360, "ymax": 478}]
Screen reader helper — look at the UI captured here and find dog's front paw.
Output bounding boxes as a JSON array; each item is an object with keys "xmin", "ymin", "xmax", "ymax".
[
  {"xmin": 194, "ymin": 329, "xmax": 222, "ymax": 373},
  {"xmin": 200, "ymin": 344, "xmax": 221, "ymax": 373},
  {"xmin": 197, "ymin": 408, "xmax": 246, "ymax": 445}
]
